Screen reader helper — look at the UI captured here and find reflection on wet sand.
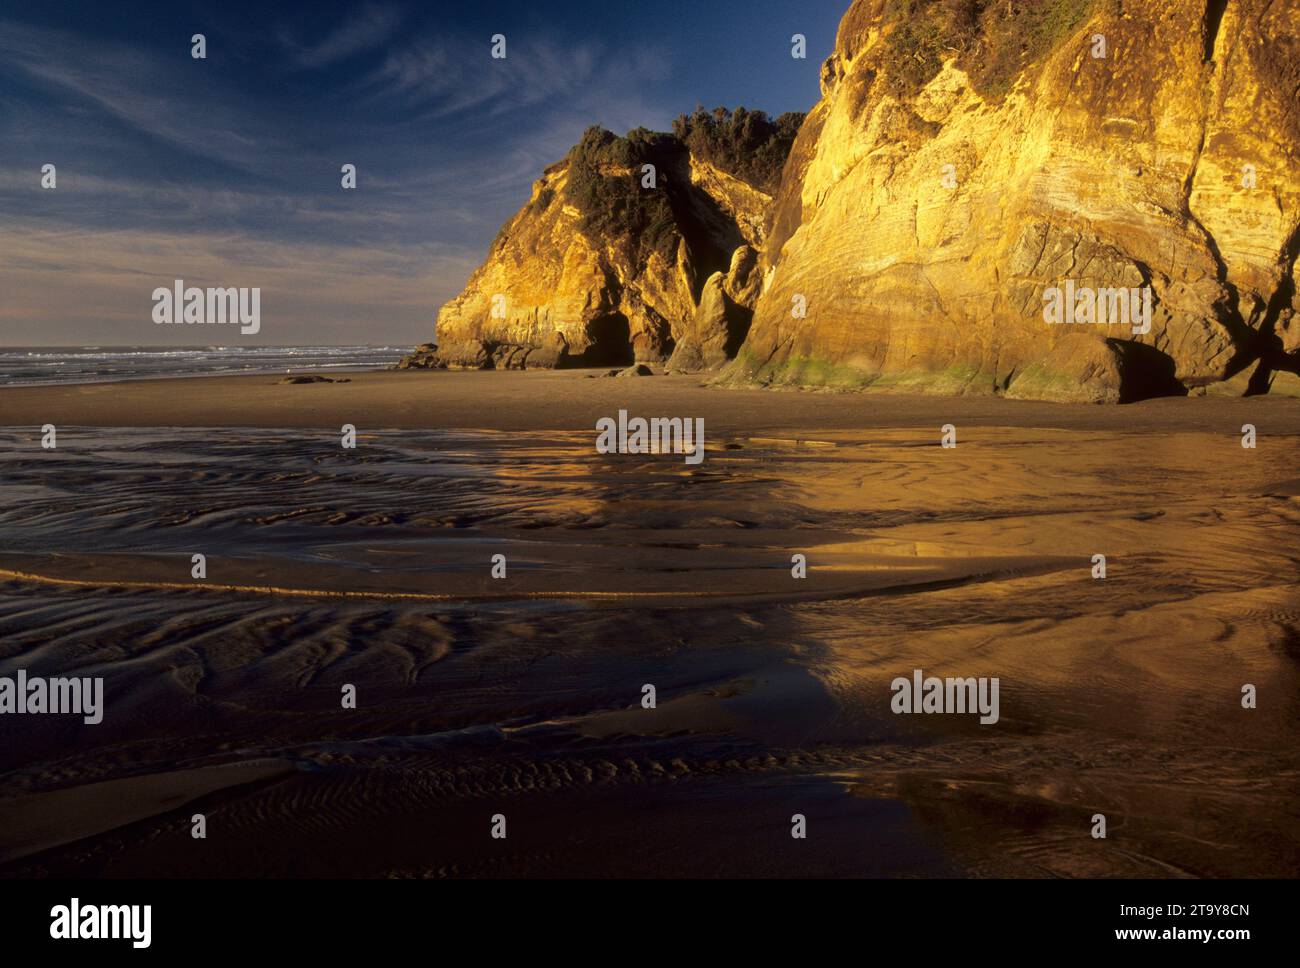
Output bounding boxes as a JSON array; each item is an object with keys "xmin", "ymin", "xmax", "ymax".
[{"xmin": 0, "ymin": 426, "xmax": 1297, "ymax": 876}]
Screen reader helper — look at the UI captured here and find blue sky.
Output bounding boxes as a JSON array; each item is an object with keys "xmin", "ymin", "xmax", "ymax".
[{"xmin": 0, "ymin": 0, "xmax": 847, "ymax": 346}]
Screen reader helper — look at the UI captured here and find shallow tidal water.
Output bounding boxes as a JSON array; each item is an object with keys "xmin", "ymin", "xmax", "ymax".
[{"xmin": 0, "ymin": 425, "xmax": 1297, "ymax": 877}]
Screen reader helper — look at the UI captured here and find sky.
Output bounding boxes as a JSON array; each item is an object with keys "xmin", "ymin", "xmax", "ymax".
[{"xmin": 0, "ymin": 0, "xmax": 847, "ymax": 347}]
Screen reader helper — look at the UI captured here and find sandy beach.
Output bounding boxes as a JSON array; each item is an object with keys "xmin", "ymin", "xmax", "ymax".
[
  {"xmin": 0, "ymin": 369, "xmax": 1297, "ymax": 877},
  {"xmin": 4, "ymin": 367, "xmax": 1300, "ymax": 434}
]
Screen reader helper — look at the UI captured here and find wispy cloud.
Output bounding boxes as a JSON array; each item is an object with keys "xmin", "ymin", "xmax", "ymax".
[
  {"xmin": 0, "ymin": 0, "xmax": 831, "ymax": 347},
  {"xmin": 358, "ymin": 33, "xmax": 668, "ymax": 121},
  {"xmin": 0, "ymin": 20, "xmax": 281, "ymax": 176},
  {"xmin": 280, "ymin": 4, "xmax": 405, "ymax": 70}
]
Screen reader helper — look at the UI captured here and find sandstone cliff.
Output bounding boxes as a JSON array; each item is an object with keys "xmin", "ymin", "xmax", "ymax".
[
  {"xmin": 721, "ymin": 0, "xmax": 1300, "ymax": 401},
  {"xmin": 404, "ymin": 110, "xmax": 800, "ymax": 371},
  {"xmin": 405, "ymin": 0, "xmax": 1298, "ymax": 401}
]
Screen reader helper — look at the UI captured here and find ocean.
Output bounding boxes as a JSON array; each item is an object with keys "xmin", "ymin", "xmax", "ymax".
[{"xmin": 0, "ymin": 346, "xmax": 406, "ymax": 386}]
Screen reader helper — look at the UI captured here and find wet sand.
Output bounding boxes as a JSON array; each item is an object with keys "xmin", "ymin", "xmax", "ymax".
[{"xmin": 0, "ymin": 371, "xmax": 1298, "ymax": 877}]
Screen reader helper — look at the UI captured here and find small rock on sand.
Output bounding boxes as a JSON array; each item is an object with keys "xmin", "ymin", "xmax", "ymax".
[{"xmin": 277, "ymin": 375, "xmax": 351, "ymax": 385}]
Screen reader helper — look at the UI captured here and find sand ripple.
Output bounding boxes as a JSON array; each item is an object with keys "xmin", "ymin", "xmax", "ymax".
[{"xmin": 1, "ymin": 426, "xmax": 1297, "ymax": 876}]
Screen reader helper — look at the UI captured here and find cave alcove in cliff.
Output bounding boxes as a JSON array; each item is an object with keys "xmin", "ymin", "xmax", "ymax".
[{"xmin": 563, "ymin": 314, "xmax": 636, "ymax": 367}]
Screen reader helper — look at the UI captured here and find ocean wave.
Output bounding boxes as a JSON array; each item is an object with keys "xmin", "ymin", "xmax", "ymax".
[{"xmin": 0, "ymin": 346, "xmax": 407, "ymax": 386}]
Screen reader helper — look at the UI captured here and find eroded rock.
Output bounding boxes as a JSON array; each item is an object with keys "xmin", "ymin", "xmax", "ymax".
[
  {"xmin": 720, "ymin": 0, "xmax": 1299, "ymax": 401},
  {"xmin": 427, "ymin": 117, "xmax": 796, "ymax": 372}
]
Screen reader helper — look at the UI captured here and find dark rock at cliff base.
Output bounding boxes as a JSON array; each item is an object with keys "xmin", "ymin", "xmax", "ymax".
[
  {"xmin": 394, "ymin": 344, "xmax": 442, "ymax": 370},
  {"xmin": 587, "ymin": 364, "xmax": 656, "ymax": 378}
]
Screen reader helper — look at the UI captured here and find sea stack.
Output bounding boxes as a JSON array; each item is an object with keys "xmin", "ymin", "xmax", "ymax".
[{"xmin": 414, "ymin": 110, "xmax": 802, "ymax": 372}]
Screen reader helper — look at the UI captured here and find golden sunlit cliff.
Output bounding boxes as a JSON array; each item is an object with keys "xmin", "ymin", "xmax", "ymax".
[{"xmin": 407, "ymin": 0, "xmax": 1299, "ymax": 402}]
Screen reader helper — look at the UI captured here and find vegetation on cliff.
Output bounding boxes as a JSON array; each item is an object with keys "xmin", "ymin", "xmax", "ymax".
[
  {"xmin": 671, "ymin": 107, "xmax": 804, "ymax": 194},
  {"xmin": 563, "ymin": 126, "xmax": 685, "ymax": 266},
  {"xmin": 562, "ymin": 109, "xmax": 801, "ymax": 268},
  {"xmin": 881, "ymin": 0, "xmax": 1102, "ymax": 99}
]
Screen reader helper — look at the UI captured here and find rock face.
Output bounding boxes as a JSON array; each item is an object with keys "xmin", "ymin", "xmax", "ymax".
[
  {"xmin": 405, "ymin": 1, "xmax": 1298, "ymax": 401},
  {"xmin": 720, "ymin": 0, "xmax": 1300, "ymax": 400},
  {"xmin": 665, "ymin": 245, "xmax": 763, "ymax": 373},
  {"xmin": 417, "ymin": 112, "xmax": 799, "ymax": 371}
]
